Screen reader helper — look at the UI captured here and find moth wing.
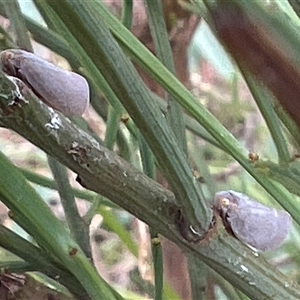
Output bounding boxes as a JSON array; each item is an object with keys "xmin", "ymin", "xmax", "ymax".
[
  {"xmin": 228, "ymin": 206, "xmax": 291, "ymax": 251},
  {"xmin": 20, "ymin": 54, "xmax": 89, "ymax": 116}
]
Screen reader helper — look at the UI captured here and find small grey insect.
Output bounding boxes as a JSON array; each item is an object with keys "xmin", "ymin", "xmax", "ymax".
[
  {"xmin": 213, "ymin": 190, "xmax": 292, "ymax": 251},
  {"xmin": 0, "ymin": 49, "xmax": 89, "ymax": 116}
]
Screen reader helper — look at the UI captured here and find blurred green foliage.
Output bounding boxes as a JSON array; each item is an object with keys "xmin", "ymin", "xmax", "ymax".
[{"xmin": 0, "ymin": 0, "xmax": 299, "ymax": 299}]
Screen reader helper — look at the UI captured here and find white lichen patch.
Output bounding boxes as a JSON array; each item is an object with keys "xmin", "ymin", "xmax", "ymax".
[
  {"xmin": 240, "ymin": 264, "xmax": 249, "ymax": 273},
  {"xmin": 45, "ymin": 109, "xmax": 62, "ymax": 130},
  {"xmin": 6, "ymin": 76, "xmax": 28, "ymax": 105}
]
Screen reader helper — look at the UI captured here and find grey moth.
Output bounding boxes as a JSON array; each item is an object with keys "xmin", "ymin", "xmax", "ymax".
[
  {"xmin": 213, "ymin": 190, "xmax": 292, "ymax": 251},
  {"xmin": 1, "ymin": 49, "xmax": 89, "ymax": 116}
]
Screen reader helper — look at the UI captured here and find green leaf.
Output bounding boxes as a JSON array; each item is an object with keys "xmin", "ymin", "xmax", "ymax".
[{"xmin": 0, "ymin": 150, "xmax": 122, "ymax": 300}]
